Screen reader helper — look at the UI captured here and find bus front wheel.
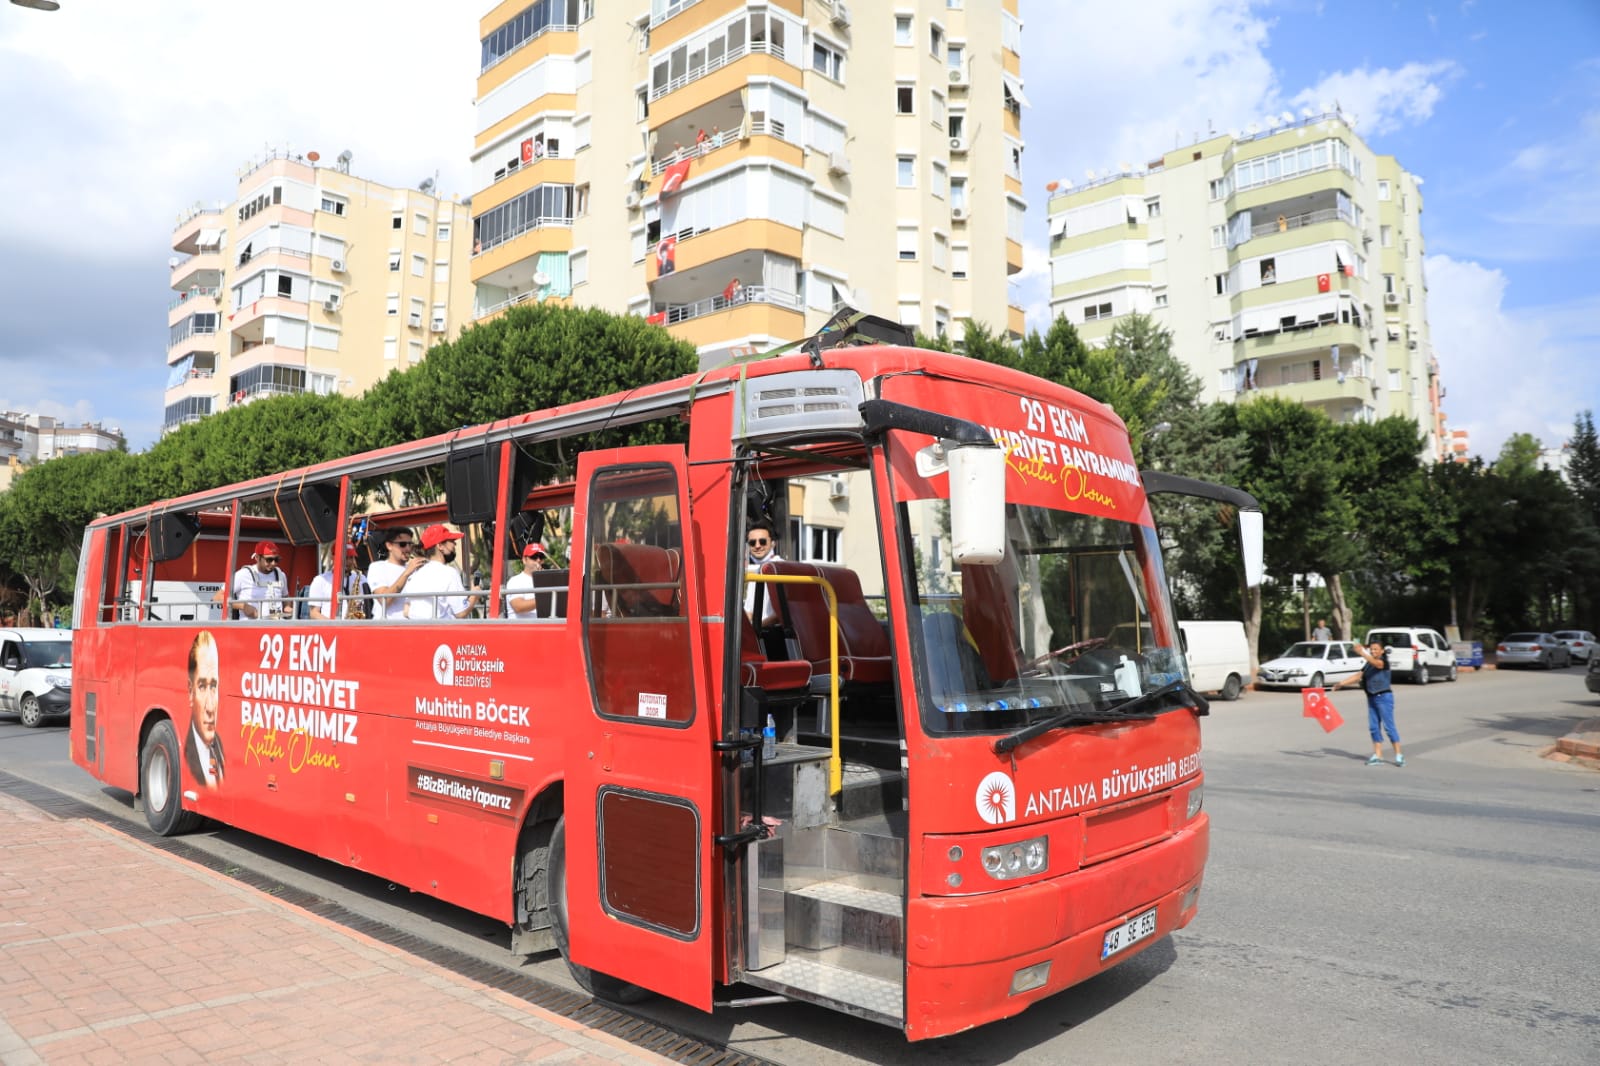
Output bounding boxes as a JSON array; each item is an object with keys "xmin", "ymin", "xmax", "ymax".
[
  {"xmin": 140, "ymin": 719, "xmax": 201, "ymax": 837},
  {"xmin": 548, "ymin": 816, "xmax": 652, "ymax": 1005}
]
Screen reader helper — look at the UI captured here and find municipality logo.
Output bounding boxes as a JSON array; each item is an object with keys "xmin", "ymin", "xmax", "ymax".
[
  {"xmin": 975, "ymin": 770, "xmax": 1016, "ymax": 825},
  {"xmin": 432, "ymin": 644, "xmax": 455, "ymax": 686}
]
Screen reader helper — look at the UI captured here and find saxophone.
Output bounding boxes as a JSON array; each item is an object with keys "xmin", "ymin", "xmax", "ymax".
[{"xmin": 342, "ymin": 517, "xmax": 370, "ymax": 619}]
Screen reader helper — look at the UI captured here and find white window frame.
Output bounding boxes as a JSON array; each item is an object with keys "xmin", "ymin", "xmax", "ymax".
[
  {"xmin": 897, "ymin": 155, "xmax": 916, "ymax": 188},
  {"xmin": 894, "ymin": 14, "xmax": 913, "ymax": 46}
]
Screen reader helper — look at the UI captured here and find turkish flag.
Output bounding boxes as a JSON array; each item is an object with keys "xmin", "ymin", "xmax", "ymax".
[
  {"xmin": 1317, "ymin": 273, "xmax": 1331, "ymax": 292},
  {"xmin": 1300, "ymin": 687, "xmax": 1344, "ymax": 733},
  {"xmin": 521, "ymin": 138, "xmax": 533, "ymax": 163},
  {"xmin": 645, "ymin": 311, "xmax": 668, "ymax": 326},
  {"xmin": 654, "ymin": 235, "xmax": 677, "ymax": 278},
  {"xmin": 660, "ymin": 157, "xmax": 692, "ymax": 197},
  {"xmin": 1343, "ymin": 263, "xmax": 1355, "ymax": 277}
]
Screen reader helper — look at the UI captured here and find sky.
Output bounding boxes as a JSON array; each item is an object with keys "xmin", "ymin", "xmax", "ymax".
[{"xmin": 0, "ymin": 1, "xmax": 1595, "ymax": 460}]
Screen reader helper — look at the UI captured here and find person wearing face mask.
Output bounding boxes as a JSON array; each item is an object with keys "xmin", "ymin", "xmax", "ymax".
[
  {"xmin": 405, "ymin": 525, "xmax": 484, "ymax": 620},
  {"xmin": 743, "ymin": 520, "xmax": 783, "ymax": 626}
]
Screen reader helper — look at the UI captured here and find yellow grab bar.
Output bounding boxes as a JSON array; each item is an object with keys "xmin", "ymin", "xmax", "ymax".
[{"xmin": 742, "ymin": 572, "xmax": 842, "ymax": 795}]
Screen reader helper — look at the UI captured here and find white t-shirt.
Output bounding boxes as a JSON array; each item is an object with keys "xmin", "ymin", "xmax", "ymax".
[
  {"xmin": 309, "ymin": 570, "xmax": 369, "ymax": 618},
  {"xmin": 743, "ymin": 552, "xmax": 783, "ymax": 624},
  {"xmin": 366, "ymin": 559, "xmax": 409, "ymax": 620},
  {"xmin": 405, "ymin": 560, "xmax": 468, "ymax": 620},
  {"xmin": 232, "ymin": 565, "xmax": 288, "ymax": 618},
  {"xmin": 505, "ymin": 570, "xmax": 540, "ymax": 619}
]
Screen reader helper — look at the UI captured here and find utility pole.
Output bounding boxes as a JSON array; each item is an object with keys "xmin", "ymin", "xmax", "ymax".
[{"xmin": 1301, "ymin": 574, "xmax": 1311, "ymax": 639}]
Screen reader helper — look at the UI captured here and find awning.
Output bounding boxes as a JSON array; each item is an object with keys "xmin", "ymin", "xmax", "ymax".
[
  {"xmin": 1001, "ymin": 71, "xmax": 1031, "ymax": 109},
  {"xmin": 196, "ymin": 228, "xmax": 222, "ymax": 247},
  {"xmin": 627, "ymin": 159, "xmax": 646, "ymax": 185},
  {"xmin": 1049, "ymin": 214, "xmax": 1069, "ymax": 237}
]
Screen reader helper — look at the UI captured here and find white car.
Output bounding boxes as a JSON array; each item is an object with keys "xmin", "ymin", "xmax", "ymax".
[
  {"xmin": 1553, "ymin": 630, "xmax": 1598, "ymax": 664},
  {"xmin": 0, "ymin": 628, "xmax": 73, "ymax": 728},
  {"xmin": 1256, "ymin": 641, "xmax": 1364, "ymax": 691},
  {"xmin": 1364, "ymin": 626, "xmax": 1458, "ymax": 685}
]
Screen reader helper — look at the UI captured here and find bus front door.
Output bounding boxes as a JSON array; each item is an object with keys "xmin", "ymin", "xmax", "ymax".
[{"xmin": 565, "ymin": 447, "xmax": 716, "ymax": 1009}]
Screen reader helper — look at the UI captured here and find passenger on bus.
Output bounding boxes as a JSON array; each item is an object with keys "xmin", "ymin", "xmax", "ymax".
[
  {"xmin": 231, "ymin": 541, "xmax": 288, "ymax": 620},
  {"xmin": 309, "ymin": 546, "xmax": 372, "ymax": 620},
  {"xmin": 505, "ymin": 541, "xmax": 549, "ymax": 619},
  {"xmin": 183, "ymin": 630, "xmax": 225, "ymax": 789},
  {"xmin": 367, "ymin": 527, "xmax": 424, "ymax": 620},
  {"xmin": 743, "ymin": 520, "xmax": 783, "ymax": 625},
  {"xmin": 405, "ymin": 524, "xmax": 483, "ymax": 620}
]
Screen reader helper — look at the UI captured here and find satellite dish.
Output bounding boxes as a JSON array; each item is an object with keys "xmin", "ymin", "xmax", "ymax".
[
  {"xmin": 419, "ymin": 177, "xmax": 435, "ymax": 194},
  {"xmin": 307, "ymin": 150, "xmax": 321, "ymax": 162},
  {"xmin": 1085, "ymin": 168, "xmax": 1097, "ymax": 180},
  {"xmin": 1280, "ymin": 111, "xmax": 1296, "ymax": 125},
  {"xmin": 1247, "ymin": 122, "xmax": 1260, "ymax": 135},
  {"xmin": 533, "ymin": 271, "xmax": 552, "ymax": 288},
  {"xmin": 1118, "ymin": 161, "xmax": 1132, "ymax": 173},
  {"xmin": 1300, "ymin": 107, "xmax": 1315, "ymax": 119},
  {"xmin": 1059, "ymin": 177, "xmax": 1072, "ymax": 189},
  {"xmin": 337, "ymin": 149, "xmax": 352, "ymax": 163}
]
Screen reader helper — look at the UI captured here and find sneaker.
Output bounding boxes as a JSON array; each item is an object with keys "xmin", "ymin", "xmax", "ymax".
[
  {"xmin": 1366, "ymin": 754, "xmax": 1382, "ymax": 765},
  {"xmin": 1395, "ymin": 754, "xmax": 1405, "ymax": 767}
]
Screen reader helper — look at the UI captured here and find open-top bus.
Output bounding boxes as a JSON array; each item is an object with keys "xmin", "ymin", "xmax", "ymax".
[{"xmin": 72, "ymin": 335, "xmax": 1261, "ymax": 1039}]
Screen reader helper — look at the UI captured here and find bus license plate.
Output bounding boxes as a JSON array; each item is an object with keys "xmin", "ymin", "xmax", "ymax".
[{"xmin": 1101, "ymin": 907, "xmax": 1158, "ymax": 960}]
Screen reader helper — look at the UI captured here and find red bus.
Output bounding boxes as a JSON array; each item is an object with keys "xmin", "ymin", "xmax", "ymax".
[{"xmin": 71, "ymin": 339, "xmax": 1261, "ymax": 1040}]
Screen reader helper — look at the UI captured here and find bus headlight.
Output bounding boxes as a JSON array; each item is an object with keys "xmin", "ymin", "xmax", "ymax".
[
  {"xmin": 980, "ymin": 836, "xmax": 1048, "ymax": 881},
  {"xmin": 1187, "ymin": 785, "xmax": 1204, "ymax": 821}
]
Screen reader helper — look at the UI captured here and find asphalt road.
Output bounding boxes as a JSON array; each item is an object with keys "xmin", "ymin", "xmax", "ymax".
[{"xmin": 4, "ymin": 663, "xmax": 1598, "ymax": 1065}]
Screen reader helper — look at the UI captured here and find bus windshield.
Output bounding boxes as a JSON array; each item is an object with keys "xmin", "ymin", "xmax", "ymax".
[{"xmin": 902, "ymin": 497, "xmax": 1187, "ymax": 736}]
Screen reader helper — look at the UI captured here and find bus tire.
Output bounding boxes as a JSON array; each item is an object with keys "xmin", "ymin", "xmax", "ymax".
[
  {"xmin": 140, "ymin": 719, "xmax": 201, "ymax": 837},
  {"xmin": 1219, "ymin": 674, "xmax": 1242, "ymax": 701},
  {"xmin": 548, "ymin": 816, "xmax": 652, "ymax": 1005}
]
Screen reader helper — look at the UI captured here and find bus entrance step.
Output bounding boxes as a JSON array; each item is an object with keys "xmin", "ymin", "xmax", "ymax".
[
  {"xmin": 785, "ymin": 879, "xmax": 903, "ymax": 959},
  {"xmin": 740, "ymin": 950, "xmax": 904, "ymax": 1027},
  {"xmin": 836, "ymin": 763, "xmax": 904, "ymax": 820}
]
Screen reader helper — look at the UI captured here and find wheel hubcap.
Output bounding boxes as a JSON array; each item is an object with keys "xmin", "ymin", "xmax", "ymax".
[{"xmin": 146, "ymin": 747, "xmax": 170, "ymax": 813}]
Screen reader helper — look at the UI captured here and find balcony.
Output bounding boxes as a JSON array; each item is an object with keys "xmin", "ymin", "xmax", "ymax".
[
  {"xmin": 170, "ymin": 248, "xmax": 223, "ymax": 291},
  {"xmin": 172, "ymin": 208, "xmax": 223, "ymax": 255},
  {"xmin": 658, "ymin": 288, "xmax": 804, "ymax": 348},
  {"xmin": 651, "ymin": 117, "xmax": 789, "ymax": 176},
  {"xmin": 168, "ymin": 287, "xmax": 219, "ymax": 325},
  {"xmin": 1236, "ymin": 321, "xmax": 1366, "ymax": 361},
  {"xmin": 648, "ymin": 218, "xmax": 801, "ymax": 283},
  {"xmin": 647, "ymin": 42, "xmax": 799, "ymax": 129}
]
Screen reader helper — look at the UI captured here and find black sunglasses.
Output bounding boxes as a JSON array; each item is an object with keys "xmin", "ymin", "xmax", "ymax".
[{"xmin": 747, "ymin": 537, "xmax": 770, "ymax": 547}]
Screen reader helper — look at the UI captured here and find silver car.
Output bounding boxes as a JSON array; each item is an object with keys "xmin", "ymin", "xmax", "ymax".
[
  {"xmin": 1496, "ymin": 632, "xmax": 1571, "ymax": 669},
  {"xmin": 1552, "ymin": 630, "xmax": 1597, "ymax": 663}
]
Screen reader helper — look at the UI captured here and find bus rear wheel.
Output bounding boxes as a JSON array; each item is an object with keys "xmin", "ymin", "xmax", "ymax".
[
  {"xmin": 140, "ymin": 719, "xmax": 201, "ymax": 837},
  {"xmin": 548, "ymin": 816, "xmax": 652, "ymax": 1005}
]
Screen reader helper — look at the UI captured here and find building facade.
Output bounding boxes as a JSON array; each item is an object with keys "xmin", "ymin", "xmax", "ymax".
[
  {"xmin": 0, "ymin": 413, "xmax": 124, "ymax": 491},
  {"xmin": 163, "ymin": 154, "xmax": 474, "ymax": 434},
  {"xmin": 469, "ymin": 0, "xmax": 1027, "ymax": 367},
  {"xmin": 1044, "ymin": 113, "xmax": 1445, "ymax": 458}
]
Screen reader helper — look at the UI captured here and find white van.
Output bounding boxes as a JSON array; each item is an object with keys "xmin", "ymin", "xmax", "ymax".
[{"xmin": 1177, "ymin": 620, "xmax": 1250, "ymax": 701}]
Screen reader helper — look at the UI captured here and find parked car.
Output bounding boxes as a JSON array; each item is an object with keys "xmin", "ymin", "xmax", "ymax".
[
  {"xmin": 0, "ymin": 628, "xmax": 73, "ymax": 727},
  {"xmin": 1256, "ymin": 641, "xmax": 1364, "ymax": 691},
  {"xmin": 1364, "ymin": 626, "xmax": 1458, "ymax": 684},
  {"xmin": 1586, "ymin": 654, "xmax": 1600, "ymax": 695},
  {"xmin": 1496, "ymin": 632, "xmax": 1571, "ymax": 669},
  {"xmin": 1552, "ymin": 630, "xmax": 1598, "ymax": 663}
]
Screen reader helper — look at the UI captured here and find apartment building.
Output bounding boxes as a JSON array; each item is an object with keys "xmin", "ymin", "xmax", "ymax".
[
  {"xmin": 468, "ymin": 0, "xmax": 1027, "ymax": 372},
  {"xmin": 163, "ymin": 153, "xmax": 474, "ymax": 434},
  {"xmin": 1044, "ymin": 112, "xmax": 1444, "ymax": 458},
  {"xmin": 0, "ymin": 413, "xmax": 124, "ymax": 490}
]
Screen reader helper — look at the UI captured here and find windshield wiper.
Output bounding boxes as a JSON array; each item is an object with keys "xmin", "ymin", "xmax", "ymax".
[{"xmin": 992, "ymin": 679, "xmax": 1207, "ymax": 755}]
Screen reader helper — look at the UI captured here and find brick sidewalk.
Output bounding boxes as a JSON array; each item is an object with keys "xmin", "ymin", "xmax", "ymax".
[{"xmin": 0, "ymin": 792, "xmax": 674, "ymax": 1065}]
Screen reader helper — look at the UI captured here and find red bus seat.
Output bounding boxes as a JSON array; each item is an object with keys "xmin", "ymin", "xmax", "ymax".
[
  {"xmin": 593, "ymin": 542, "xmax": 681, "ymax": 617},
  {"xmin": 739, "ymin": 612, "xmax": 812, "ymax": 691},
  {"xmin": 762, "ymin": 561, "xmax": 892, "ymax": 685}
]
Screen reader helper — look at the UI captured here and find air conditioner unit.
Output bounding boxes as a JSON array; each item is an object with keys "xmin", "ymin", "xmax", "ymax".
[
  {"xmin": 1384, "ymin": 292, "xmax": 1400, "ymax": 307},
  {"xmin": 624, "ymin": 191, "xmax": 642, "ymax": 210},
  {"xmin": 948, "ymin": 67, "xmax": 967, "ymax": 86},
  {"xmin": 330, "ymin": 258, "xmax": 347, "ymax": 274},
  {"xmin": 408, "ymin": 311, "xmax": 422, "ymax": 327},
  {"xmin": 951, "ymin": 206, "xmax": 967, "ymax": 222},
  {"xmin": 430, "ymin": 317, "xmax": 447, "ymax": 333},
  {"xmin": 831, "ymin": 1, "xmax": 851, "ymax": 28},
  {"xmin": 827, "ymin": 150, "xmax": 851, "ymax": 176},
  {"xmin": 828, "ymin": 475, "xmax": 849, "ymax": 500},
  {"xmin": 1408, "ymin": 340, "xmax": 1419, "ymax": 350},
  {"xmin": 949, "ymin": 136, "xmax": 967, "ymax": 153},
  {"xmin": 323, "ymin": 295, "xmax": 341, "ymax": 312}
]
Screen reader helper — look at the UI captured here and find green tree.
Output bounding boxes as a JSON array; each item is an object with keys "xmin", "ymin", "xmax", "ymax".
[{"xmin": 1493, "ymin": 432, "xmax": 1543, "ymax": 479}]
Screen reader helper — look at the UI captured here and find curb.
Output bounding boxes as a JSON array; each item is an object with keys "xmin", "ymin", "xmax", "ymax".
[{"xmin": 1553, "ymin": 717, "xmax": 1600, "ymax": 762}]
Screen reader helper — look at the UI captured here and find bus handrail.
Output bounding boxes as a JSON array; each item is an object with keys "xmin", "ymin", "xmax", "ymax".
[{"xmin": 743, "ymin": 572, "xmax": 841, "ymax": 795}]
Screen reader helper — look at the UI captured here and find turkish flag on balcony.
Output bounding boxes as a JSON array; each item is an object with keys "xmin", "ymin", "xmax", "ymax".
[
  {"xmin": 1343, "ymin": 263, "xmax": 1355, "ymax": 277},
  {"xmin": 645, "ymin": 311, "xmax": 668, "ymax": 326},
  {"xmin": 660, "ymin": 157, "xmax": 692, "ymax": 197},
  {"xmin": 1317, "ymin": 273, "xmax": 1331, "ymax": 292},
  {"xmin": 654, "ymin": 235, "xmax": 677, "ymax": 278},
  {"xmin": 521, "ymin": 138, "xmax": 534, "ymax": 163}
]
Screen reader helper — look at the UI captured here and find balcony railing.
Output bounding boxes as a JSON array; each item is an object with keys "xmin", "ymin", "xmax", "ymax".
[
  {"xmin": 655, "ymin": 285, "xmax": 801, "ymax": 325},
  {"xmin": 649, "ymin": 0, "xmax": 702, "ymax": 28},
  {"xmin": 481, "ymin": 22, "xmax": 575, "ymax": 74},
  {"xmin": 489, "ymin": 145, "xmax": 566, "ymax": 187},
  {"xmin": 473, "ymin": 215, "xmax": 574, "ymax": 257},
  {"xmin": 1248, "ymin": 207, "xmax": 1349, "ymax": 240},
  {"xmin": 475, "ymin": 288, "xmax": 544, "ymax": 320},
  {"xmin": 649, "ymin": 39, "xmax": 787, "ymax": 102},
  {"xmin": 650, "ymin": 120, "xmax": 783, "ymax": 175},
  {"xmin": 169, "ymin": 287, "xmax": 220, "ymax": 311}
]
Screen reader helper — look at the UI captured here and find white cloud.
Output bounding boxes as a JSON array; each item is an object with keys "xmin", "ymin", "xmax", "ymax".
[
  {"xmin": 1427, "ymin": 254, "xmax": 1600, "ymax": 459},
  {"xmin": 1289, "ymin": 61, "xmax": 1462, "ymax": 136}
]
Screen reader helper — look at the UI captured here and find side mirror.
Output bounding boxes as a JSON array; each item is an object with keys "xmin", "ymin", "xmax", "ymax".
[{"xmin": 949, "ymin": 443, "xmax": 1005, "ymax": 565}]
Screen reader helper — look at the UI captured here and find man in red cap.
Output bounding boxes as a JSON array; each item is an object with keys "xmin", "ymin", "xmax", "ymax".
[
  {"xmin": 231, "ymin": 541, "xmax": 288, "ymax": 620},
  {"xmin": 406, "ymin": 524, "xmax": 482, "ymax": 620},
  {"xmin": 309, "ymin": 545, "xmax": 371, "ymax": 620},
  {"xmin": 504, "ymin": 541, "xmax": 551, "ymax": 620}
]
